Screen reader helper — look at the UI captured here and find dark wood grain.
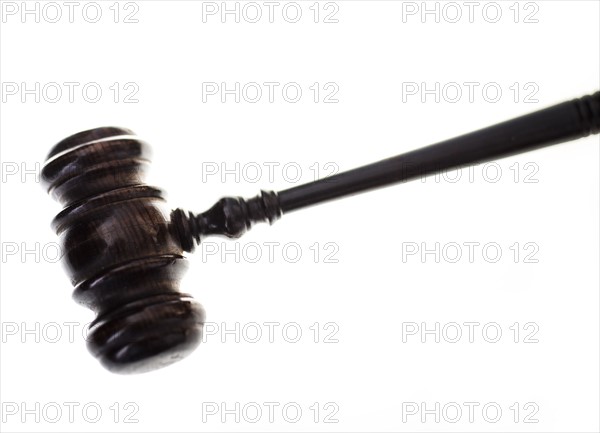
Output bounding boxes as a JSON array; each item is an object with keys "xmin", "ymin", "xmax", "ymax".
[{"xmin": 42, "ymin": 128, "xmax": 205, "ymax": 374}]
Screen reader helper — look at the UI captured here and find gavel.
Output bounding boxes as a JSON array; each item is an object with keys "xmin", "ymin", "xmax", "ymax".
[{"xmin": 42, "ymin": 92, "xmax": 599, "ymax": 374}]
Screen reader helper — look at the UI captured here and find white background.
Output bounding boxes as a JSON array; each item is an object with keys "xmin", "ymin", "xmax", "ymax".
[{"xmin": 1, "ymin": 1, "xmax": 599, "ymax": 432}]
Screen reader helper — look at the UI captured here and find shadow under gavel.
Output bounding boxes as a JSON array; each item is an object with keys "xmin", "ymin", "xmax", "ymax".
[{"xmin": 41, "ymin": 92, "xmax": 599, "ymax": 374}]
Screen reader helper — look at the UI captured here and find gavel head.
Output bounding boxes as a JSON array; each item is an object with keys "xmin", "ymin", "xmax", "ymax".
[{"xmin": 41, "ymin": 127, "xmax": 205, "ymax": 374}]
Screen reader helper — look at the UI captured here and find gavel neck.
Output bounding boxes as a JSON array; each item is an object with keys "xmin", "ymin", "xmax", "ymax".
[{"xmin": 170, "ymin": 190, "xmax": 282, "ymax": 252}]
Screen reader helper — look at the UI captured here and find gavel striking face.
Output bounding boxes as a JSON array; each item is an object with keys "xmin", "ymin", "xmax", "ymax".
[{"xmin": 42, "ymin": 93, "xmax": 599, "ymax": 374}]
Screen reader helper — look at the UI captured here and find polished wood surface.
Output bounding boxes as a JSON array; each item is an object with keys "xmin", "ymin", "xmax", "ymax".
[{"xmin": 42, "ymin": 128, "xmax": 205, "ymax": 374}]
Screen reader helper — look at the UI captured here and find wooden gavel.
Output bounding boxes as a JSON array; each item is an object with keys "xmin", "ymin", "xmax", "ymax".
[{"xmin": 42, "ymin": 92, "xmax": 599, "ymax": 374}]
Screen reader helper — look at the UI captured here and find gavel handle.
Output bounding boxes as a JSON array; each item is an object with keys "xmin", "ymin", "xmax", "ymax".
[
  {"xmin": 278, "ymin": 91, "xmax": 600, "ymax": 212},
  {"xmin": 171, "ymin": 91, "xmax": 600, "ymax": 250}
]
